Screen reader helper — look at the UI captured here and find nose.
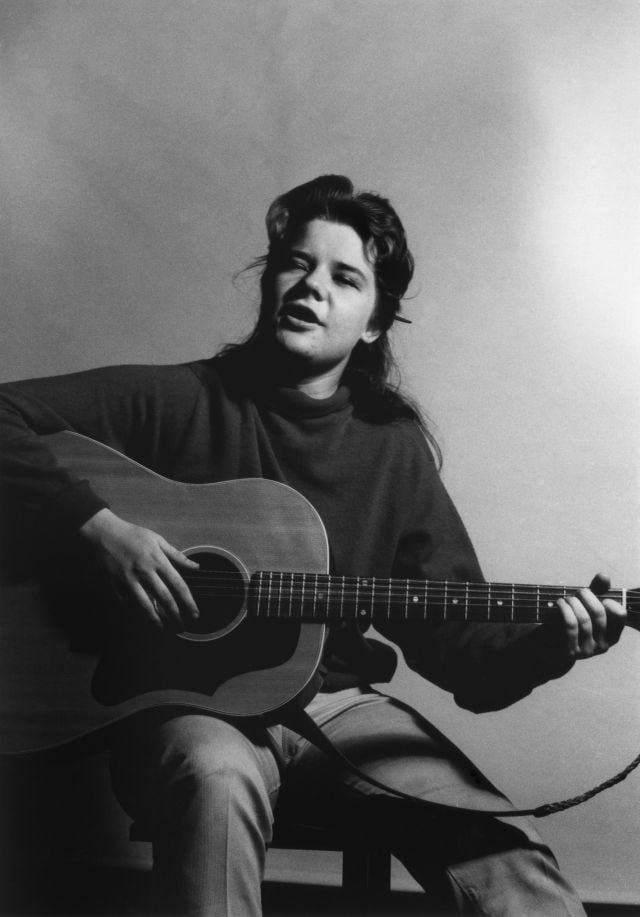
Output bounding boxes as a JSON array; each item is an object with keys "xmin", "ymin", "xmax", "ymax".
[{"xmin": 303, "ymin": 266, "xmax": 326, "ymax": 299}]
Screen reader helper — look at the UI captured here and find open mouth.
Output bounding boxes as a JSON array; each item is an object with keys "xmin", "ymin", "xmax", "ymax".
[{"xmin": 279, "ymin": 303, "xmax": 321, "ymax": 327}]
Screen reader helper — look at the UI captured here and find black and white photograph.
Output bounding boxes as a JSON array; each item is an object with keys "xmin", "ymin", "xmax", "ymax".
[{"xmin": 1, "ymin": 2, "xmax": 639, "ymax": 915}]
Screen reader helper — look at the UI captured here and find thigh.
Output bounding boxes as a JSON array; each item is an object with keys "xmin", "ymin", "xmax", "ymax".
[
  {"xmin": 281, "ymin": 692, "xmax": 526, "ymax": 819},
  {"xmin": 277, "ymin": 693, "xmax": 581, "ymax": 913},
  {"xmin": 110, "ymin": 712, "xmax": 283, "ymax": 823},
  {"xmin": 281, "ymin": 692, "xmax": 540, "ymax": 844}
]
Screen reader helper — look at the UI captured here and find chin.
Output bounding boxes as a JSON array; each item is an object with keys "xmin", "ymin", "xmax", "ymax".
[{"xmin": 274, "ymin": 331, "xmax": 316, "ymax": 361}]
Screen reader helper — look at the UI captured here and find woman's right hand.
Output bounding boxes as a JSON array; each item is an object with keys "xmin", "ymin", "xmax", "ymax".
[{"xmin": 79, "ymin": 508, "xmax": 200, "ymax": 630}]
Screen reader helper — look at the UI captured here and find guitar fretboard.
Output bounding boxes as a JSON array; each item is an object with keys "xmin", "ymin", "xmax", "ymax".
[{"xmin": 249, "ymin": 572, "xmax": 633, "ymax": 625}]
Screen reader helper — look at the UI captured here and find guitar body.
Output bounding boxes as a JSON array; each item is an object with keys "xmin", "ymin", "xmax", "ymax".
[
  {"xmin": 0, "ymin": 432, "xmax": 329, "ymax": 755},
  {"xmin": 4, "ymin": 432, "xmax": 638, "ymax": 763}
]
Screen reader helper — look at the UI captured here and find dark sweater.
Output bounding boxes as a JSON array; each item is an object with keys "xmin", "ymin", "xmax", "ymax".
[{"xmin": 0, "ymin": 358, "xmax": 573, "ymax": 710}]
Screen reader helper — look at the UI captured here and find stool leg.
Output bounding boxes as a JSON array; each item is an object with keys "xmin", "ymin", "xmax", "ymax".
[{"xmin": 342, "ymin": 845, "xmax": 391, "ymax": 892}]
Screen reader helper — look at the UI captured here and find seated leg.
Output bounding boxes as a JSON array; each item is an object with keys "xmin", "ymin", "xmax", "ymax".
[
  {"xmin": 278, "ymin": 690, "xmax": 586, "ymax": 915},
  {"xmin": 111, "ymin": 714, "xmax": 281, "ymax": 917}
]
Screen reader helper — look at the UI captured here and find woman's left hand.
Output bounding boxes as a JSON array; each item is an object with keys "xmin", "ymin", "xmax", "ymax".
[{"xmin": 555, "ymin": 573, "xmax": 626, "ymax": 660}]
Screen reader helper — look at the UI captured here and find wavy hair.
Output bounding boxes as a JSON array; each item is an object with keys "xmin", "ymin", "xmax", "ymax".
[{"xmin": 216, "ymin": 175, "xmax": 440, "ymax": 462}]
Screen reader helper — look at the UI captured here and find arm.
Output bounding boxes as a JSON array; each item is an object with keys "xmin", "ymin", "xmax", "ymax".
[
  {"xmin": 0, "ymin": 365, "xmax": 203, "ymax": 627},
  {"xmin": 374, "ymin": 436, "xmax": 626, "ymax": 711},
  {"xmin": 396, "ymin": 586, "xmax": 625, "ymax": 713}
]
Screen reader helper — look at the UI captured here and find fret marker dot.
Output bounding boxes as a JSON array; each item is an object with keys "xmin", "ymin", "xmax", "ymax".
[
  {"xmin": 412, "ymin": 595, "xmax": 419, "ymax": 603},
  {"xmin": 360, "ymin": 609, "xmax": 367, "ymax": 616},
  {"xmin": 547, "ymin": 602, "xmax": 554, "ymax": 608},
  {"xmin": 452, "ymin": 598, "xmax": 458, "ymax": 605},
  {"xmin": 497, "ymin": 600, "xmax": 503, "ymax": 606}
]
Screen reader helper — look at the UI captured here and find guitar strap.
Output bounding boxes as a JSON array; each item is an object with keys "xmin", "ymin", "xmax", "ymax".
[{"xmin": 279, "ymin": 699, "xmax": 640, "ymax": 819}]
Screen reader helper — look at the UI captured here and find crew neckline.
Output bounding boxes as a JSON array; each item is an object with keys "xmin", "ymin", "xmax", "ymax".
[{"xmin": 260, "ymin": 383, "xmax": 352, "ymax": 419}]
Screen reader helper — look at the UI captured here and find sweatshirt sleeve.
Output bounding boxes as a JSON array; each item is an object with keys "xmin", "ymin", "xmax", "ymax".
[
  {"xmin": 375, "ymin": 429, "xmax": 574, "ymax": 712},
  {"xmin": 0, "ymin": 364, "xmax": 201, "ymax": 530}
]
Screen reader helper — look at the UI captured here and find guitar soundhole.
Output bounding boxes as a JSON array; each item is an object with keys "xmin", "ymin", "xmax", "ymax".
[{"xmin": 179, "ymin": 548, "xmax": 248, "ymax": 642}]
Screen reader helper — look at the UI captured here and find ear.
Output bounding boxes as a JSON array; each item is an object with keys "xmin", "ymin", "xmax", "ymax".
[
  {"xmin": 360, "ymin": 325, "xmax": 382, "ymax": 344},
  {"xmin": 360, "ymin": 318, "xmax": 383, "ymax": 345}
]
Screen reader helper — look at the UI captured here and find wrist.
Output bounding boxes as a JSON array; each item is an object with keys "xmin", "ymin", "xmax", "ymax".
[{"xmin": 79, "ymin": 507, "xmax": 119, "ymax": 542}]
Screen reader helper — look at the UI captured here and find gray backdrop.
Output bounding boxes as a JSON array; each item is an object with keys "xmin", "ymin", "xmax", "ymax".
[{"xmin": 1, "ymin": 0, "xmax": 639, "ymax": 904}]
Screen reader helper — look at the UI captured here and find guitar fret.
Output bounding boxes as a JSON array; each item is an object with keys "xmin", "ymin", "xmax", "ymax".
[
  {"xmin": 251, "ymin": 573, "xmax": 256, "ymax": 616},
  {"xmin": 408, "ymin": 582, "xmax": 420, "ymax": 620},
  {"xmin": 316, "ymin": 575, "xmax": 324, "ymax": 620},
  {"xmin": 315, "ymin": 573, "xmax": 325, "ymax": 619},
  {"xmin": 320, "ymin": 573, "xmax": 328, "ymax": 618},
  {"xmin": 360, "ymin": 578, "xmax": 368, "ymax": 622},
  {"xmin": 276, "ymin": 571, "xmax": 282, "ymax": 618},
  {"xmin": 263, "ymin": 571, "xmax": 269, "ymax": 617},
  {"xmin": 544, "ymin": 587, "xmax": 557, "ymax": 620},
  {"xmin": 252, "ymin": 571, "xmax": 259, "ymax": 617},
  {"xmin": 493, "ymin": 583, "xmax": 506, "ymax": 619},
  {"xmin": 247, "ymin": 571, "xmax": 636, "ymax": 629}
]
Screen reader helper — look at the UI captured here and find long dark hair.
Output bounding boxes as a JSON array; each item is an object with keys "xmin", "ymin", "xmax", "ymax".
[{"xmin": 216, "ymin": 175, "xmax": 440, "ymax": 463}]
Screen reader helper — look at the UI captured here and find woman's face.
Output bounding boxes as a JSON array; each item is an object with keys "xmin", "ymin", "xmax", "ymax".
[{"xmin": 270, "ymin": 219, "xmax": 380, "ymax": 381}]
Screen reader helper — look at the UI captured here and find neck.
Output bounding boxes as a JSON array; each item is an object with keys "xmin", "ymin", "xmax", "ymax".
[
  {"xmin": 263, "ymin": 345, "xmax": 347, "ymax": 400},
  {"xmin": 292, "ymin": 372, "xmax": 341, "ymax": 399}
]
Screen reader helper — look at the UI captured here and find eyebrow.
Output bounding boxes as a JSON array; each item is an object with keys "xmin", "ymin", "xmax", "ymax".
[{"xmin": 334, "ymin": 261, "xmax": 369, "ymax": 283}]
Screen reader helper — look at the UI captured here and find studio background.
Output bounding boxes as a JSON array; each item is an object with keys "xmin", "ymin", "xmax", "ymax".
[{"xmin": 1, "ymin": 0, "xmax": 639, "ymax": 906}]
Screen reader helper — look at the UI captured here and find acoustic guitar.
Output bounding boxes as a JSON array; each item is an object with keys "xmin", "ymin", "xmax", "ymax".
[{"xmin": 1, "ymin": 432, "xmax": 637, "ymax": 756}]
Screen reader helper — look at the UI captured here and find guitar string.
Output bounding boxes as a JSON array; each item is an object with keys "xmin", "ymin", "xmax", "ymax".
[
  {"xmin": 182, "ymin": 576, "xmax": 619, "ymax": 594},
  {"xmin": 177, "ymin": 589, "xmax": 639, "ymax": 608},
  {"xmin": 181, "ymin": 592, "xmax": 628, "ymax": 602},
  {"xmin": 181, "ymin": 585, "xmax": 580, "ymax": 599},
  {"xmin": 180, "ymin": 579, "xmax": 629, "ymax": 602},
  {"xmin": 177, "ymin": 590, "xmax": 638, "ymax": 620},
  {"xmin": 182, "ymin": 572, "xmax": 629, "ymax": 594},
  {"xmin": 180, "ymin": 578, "xmax": 632, "ymax": 602},
  {"xmin": 181, "ymin": 604, "xmax": 638, "ymax": 624}
]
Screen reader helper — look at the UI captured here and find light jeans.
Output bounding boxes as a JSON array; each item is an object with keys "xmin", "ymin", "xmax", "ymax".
[{"xmin": 110, "ymin": 690, "xmax": 586, "ymax": 917}]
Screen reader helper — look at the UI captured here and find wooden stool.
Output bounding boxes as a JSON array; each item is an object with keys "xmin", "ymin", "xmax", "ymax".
[{"xmin": 130, "ymin": 819, "xmax": 392, "ymax": 892}]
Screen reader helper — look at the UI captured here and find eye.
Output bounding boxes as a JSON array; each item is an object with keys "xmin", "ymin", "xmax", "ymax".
[
  {"xmin": 335, "ymin": 273, "xmax": 359, "ymax": 289},
  {"xmin": 278, "ymin": 254, "xmax": 307, "ymax": 273}
]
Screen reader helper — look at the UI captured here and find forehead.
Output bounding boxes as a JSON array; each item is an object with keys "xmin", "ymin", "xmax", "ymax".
[{"xmin": 288, "ymin": 219, "xmax": 374, "ymax": 274}]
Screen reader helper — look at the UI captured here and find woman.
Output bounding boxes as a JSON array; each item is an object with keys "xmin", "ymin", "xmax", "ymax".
[{"xmin": 0, "ymin": 175, "xmax": 626, "ymax": 915}]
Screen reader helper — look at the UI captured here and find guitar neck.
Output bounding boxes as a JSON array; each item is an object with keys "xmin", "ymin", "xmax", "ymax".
[{"xmin": 250, "ymin": 572, "xmax": 638, "ymax": 629}]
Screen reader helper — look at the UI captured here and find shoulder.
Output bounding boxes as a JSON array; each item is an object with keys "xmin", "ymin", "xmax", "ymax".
[
  {"xmin": 0, "ymin": 361, "xmax": 206, "ymax": 414},
  {"xmin": 29, "ymin": 360, "xmax": 208, "ymax": 393},
  {"xmin": 360, "ymin": 413, "xmax": 438, "ymax": 467},
  {"xmin": 344, "ymin": 415, "xmax": 442, "ymax": 505},
  {"xmin": 348, "ymin": 379, "xmax": 441, "ymax": 467},
  {"xmin": 90, "ymin": 359, "xmax": 216, "ymax": 401}
]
